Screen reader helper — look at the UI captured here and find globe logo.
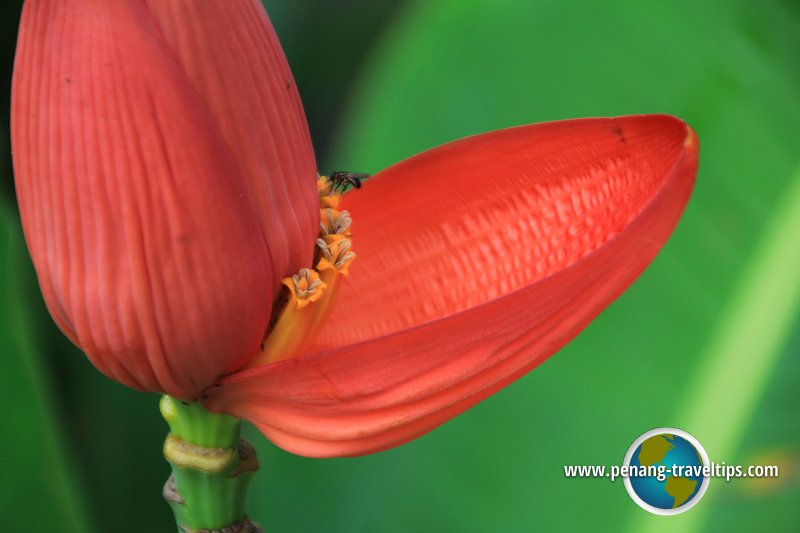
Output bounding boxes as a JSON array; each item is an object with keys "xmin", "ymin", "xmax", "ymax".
[{"xmin": 623, "ymin": 428, "xmax": 710, "ymax": 515}]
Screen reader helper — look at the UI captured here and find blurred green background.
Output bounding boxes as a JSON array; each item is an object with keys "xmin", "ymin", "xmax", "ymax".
[{"xmin": 2, "ymin": 0, "xmax": 799, "ymax": 531}]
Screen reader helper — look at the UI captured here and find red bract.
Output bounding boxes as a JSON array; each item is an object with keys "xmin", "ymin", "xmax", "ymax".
[
  {"xmin": 12, "ymin": 0, "xmax": 318, "ymax": 397},
  {"xmin": 12, "ymin": 0, "xmax": 698, "ymax": 458}
]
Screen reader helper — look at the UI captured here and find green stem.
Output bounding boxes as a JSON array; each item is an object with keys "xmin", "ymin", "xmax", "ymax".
[{"xmin": 160, "ymin": 396, "xmax": 261, "ymax": 533}]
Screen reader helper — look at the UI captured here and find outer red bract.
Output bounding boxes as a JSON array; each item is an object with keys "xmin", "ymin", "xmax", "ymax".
[
  {"xmin": 12, "ymin": 1, "xmax": 698, "ymax": 457},
  {"xmin": 11, "ymin": 0, "xmax": 318, "ymax": 399}
]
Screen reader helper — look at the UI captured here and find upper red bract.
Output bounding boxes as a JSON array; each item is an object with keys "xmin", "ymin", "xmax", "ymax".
[{"xmin": 12, "ymin": 0, "xmax": 318, "ymax": 398}]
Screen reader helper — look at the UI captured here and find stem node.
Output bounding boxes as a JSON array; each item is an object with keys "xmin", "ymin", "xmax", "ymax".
[{"xmin": 160, "ymin": 396, "xmax": 259, "ymax": 532}]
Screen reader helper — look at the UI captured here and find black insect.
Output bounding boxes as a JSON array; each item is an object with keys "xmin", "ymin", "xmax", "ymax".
[{"xmin": 329, "ymin": 171, "xmax": 369, "ymax": 192}]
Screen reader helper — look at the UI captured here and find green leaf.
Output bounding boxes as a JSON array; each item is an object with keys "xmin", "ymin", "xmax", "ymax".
[
  {"xmin": 628, "ymin": 162, "xmax": 800, "ymax": 533},
  {"xmin": 0, "ymin": 201, "xmax": 96, "ymax": 533}
]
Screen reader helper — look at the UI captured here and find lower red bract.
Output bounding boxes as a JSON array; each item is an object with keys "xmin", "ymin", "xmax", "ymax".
[{"xmin": 204, "ymin": 115, "xmax": 698, "ymax": 457}]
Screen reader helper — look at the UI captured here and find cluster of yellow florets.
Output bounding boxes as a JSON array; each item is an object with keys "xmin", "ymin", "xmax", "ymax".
[{"xmin": 250, "ymin": 176, "xmax": 358, "ymax": 365}]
